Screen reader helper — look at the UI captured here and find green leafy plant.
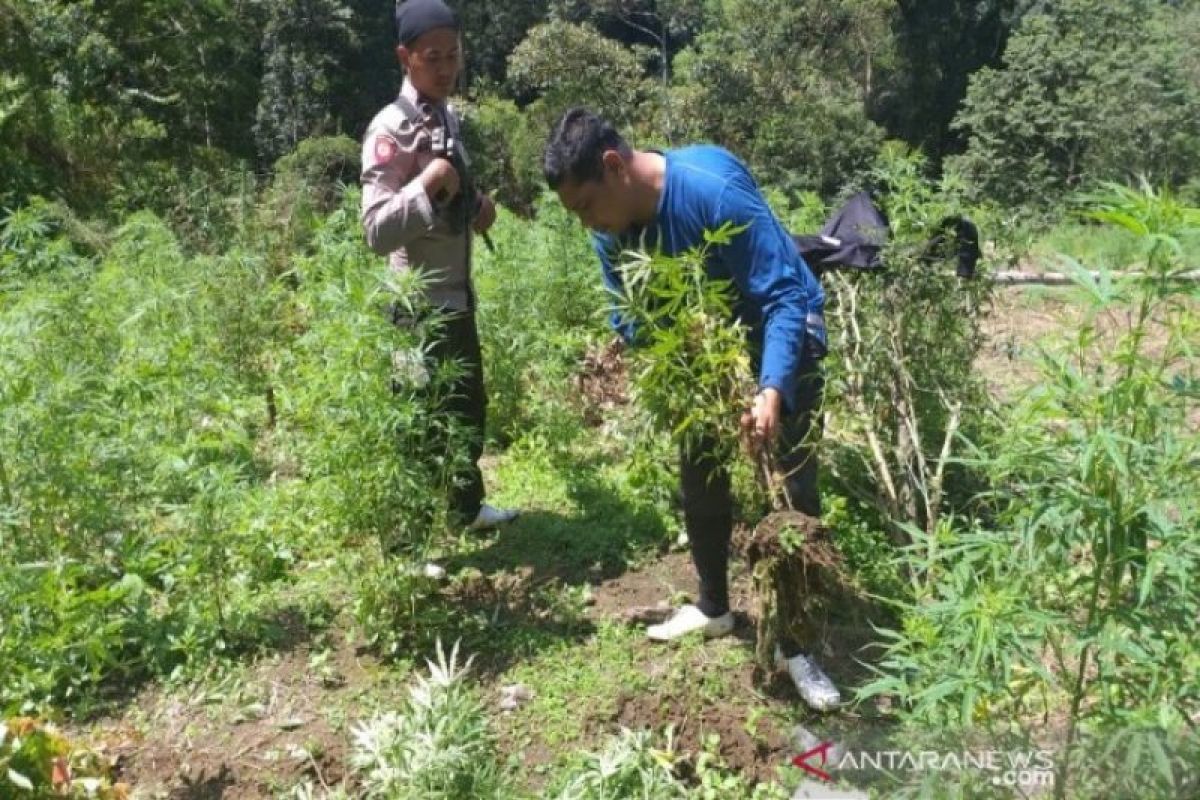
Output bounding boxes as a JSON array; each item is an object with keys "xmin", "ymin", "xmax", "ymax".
[
  {"xmin": 0, "ymin": 191, "xmax": 469, "ymax": 712},
  {"xmin": 613, "ymin": 223, "xmax": 754, "ymax": 463},
  {"xmin": 473, "ymin": 199, "xmax": 608, "ymax": 445},
  {"xmin": 824, "ymin": 145, "xmax": 995, "ymax": 542},
  {"xmin": 551, "ymin": 727, "xmax": 687, "ymax": 800},
  {"xmin": 349, "ymin": 640, "xmax": 508, "ymax": 799},
  {"xmin": 0, "ymin": 717, "xmax": 126, "ymax": 799},
  {"xmin": 859, "ymin": 183, "xmax": 1200, "ymax": 798}
]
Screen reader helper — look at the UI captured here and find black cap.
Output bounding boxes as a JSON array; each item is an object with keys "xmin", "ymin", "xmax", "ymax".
[{"xmin": 395, "ymin": 0, "xmax": 459, "ymax": 46}]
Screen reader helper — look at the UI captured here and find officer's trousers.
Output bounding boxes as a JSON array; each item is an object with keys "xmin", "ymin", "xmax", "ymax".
[
  {"xmin": 429, "ymin": 310, "xmax": 487, "ymax": 522},
  {"xmin": 393, "ymin": 305, "xmax": 487, "ymax": 524}
]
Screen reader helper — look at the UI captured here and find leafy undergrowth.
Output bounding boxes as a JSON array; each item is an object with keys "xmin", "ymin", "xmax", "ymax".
[
  {"xmin": 61, "ymin": 435, "xmax": 837, "ymax": 798},
  {"xmin": 9, "ymin": 179, "xmax": 1197, "ymax": 799}
]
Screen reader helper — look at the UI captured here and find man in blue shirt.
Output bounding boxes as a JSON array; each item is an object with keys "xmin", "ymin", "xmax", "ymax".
[{"xmin": 543, "ymin": 108, "xmax": 840, "ymax": 710}]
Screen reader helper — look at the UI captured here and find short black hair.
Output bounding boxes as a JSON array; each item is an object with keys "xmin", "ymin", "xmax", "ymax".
[{"xmin": 543, "ymin": 108, "xmax": 629, "ymax": 190}]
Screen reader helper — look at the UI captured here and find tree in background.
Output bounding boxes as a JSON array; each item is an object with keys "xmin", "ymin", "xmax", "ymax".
[
  {"xmin": 1, "ymin": 0, "xmax": 262, "ymax": 213},
  {"xmin": 458, "ymin": 97, "xmax": 544, "ymax": 215},
  {"xmin": 670, "ymin": 0, "xmax": 887, "ymax": 196},
  {"xmin": 0, "ymin": 2, "xmax": 61, "ymax": 209},
  {"xmin": 254, "ymin": 0, "xmax": 357, "ymax": 167},
  {"xmin": 450, "ymin": 0, "xmax": 551, "ymax": 88},
  {"xmin": 333, "ymin": 0, "xmax": 406, "ymax": 143},
  {"xmin": 876, "ymin": 0, "xmax": 1027, "ymax": 162},
  {"xmin": 950, "ymin": 0, "xmax": 1200, "ymax": 206},
  {"xmin": 550, "ymin": 0, "xmax": 709, "ymax": 143},
  {"xmin": 7, "ymin": 0, "xmax": 1199, "ymax": 220},
  {"xmin": 507, "ymin": 20, "xmax": 652, "ymax": 134}
]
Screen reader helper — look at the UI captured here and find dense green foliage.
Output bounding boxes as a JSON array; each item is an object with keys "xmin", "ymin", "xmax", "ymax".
[
  {"xmin": 474, "ymin": 200, "xmax": 607, "ymax": 443},
  {"xmin": 613, "ymin": 224, "xmax": 754, "ymax": 462},
  {"xmin": 0, "ymin": 193, "xmax": 466, "ymax": 712},
  {"xmin": 2, "ymin": 1, "xmax": 1199, "ymax": 797},
  {"xmin": 951, "ymin": 0, "xmax": 1200, "ymax": 206},
  {"xmin": 6, "ymin": 0, "xmax": 1199, "ymax": 218},
  {"xmin": 823, "ymin": 147, "xmax": 995, "ymax": 539},
  {"xmin": 860, "ymin": 186, "xmax": 1200, "ymax": 797}
]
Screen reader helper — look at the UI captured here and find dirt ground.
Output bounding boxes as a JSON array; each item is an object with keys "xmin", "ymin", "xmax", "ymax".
[
  {"xmin": 76, "ymin": 627, "xmax": 380, "ymax": 799},
  {"xmin": 77, "ymin": 552, "xmax": 786, "ymax": 797},
  {"xmin": 503, "ymin": 549, "xmax": 802, "ymax": 788}
]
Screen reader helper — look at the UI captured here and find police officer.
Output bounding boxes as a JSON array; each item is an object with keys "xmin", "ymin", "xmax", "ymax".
[{"xmin": 361, "ymin": 0, "xmax": 517, "ymax": 531}]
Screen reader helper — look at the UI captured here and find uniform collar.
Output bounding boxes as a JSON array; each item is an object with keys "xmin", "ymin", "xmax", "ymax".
[{"xmin": 400, "ymin": 77, "xmax": 447, "ymax": 114}]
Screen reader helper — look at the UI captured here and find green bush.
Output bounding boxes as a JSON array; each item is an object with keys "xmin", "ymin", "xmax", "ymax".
[
  {"xmin": 0, "ymin": 192, "xmax": 468, "ymax": 712},
  {"xmin": 950, "ymin": 0, "xmax": 1200, "ymax": 207},
  {"xmin": 550, "ymin": 728, "xmax": 688, "ymax": 800},
  {"xmin": 278, "ymin": 199, "xmax": 468, "ymax": 551},
  {"xmin": 611, "ymin": 223, "xmax": 753, "ymax": 464},
  {"xmin": 0, "ymin": 199, "xmax": 102, "ymax": 296},
  {"xmin": 460, "ymin": 94, "xmax": 545, "ymax": 215},
  {"xmin": 0, "ymin": 210, "xmax": 283, "ymax": 709},
  {"xmin": 473, "ymin": 198, "xmax": 607, "ymax": 445},
  {"xmin": 823, "ymin": 146, "xmax": 995, "ymax": 541},
  {"xmin": 349, "ymin": 641, "xmax": 509, "ymax": 799},
  {"xmin": 256, "ymin": 135, "xmax": 362, "ymax": 273},
  {"xmin": 507, "ymin": 21, "xmax": 652, "ymax": 136},
  {"xmin": 860, "ymin": 185, "xmax": 1200, "ymax": 799}
]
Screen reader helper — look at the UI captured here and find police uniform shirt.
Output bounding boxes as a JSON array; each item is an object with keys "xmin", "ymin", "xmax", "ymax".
[{"xmin": 360, "ymin": 76, "xmax": 474, "ymax": 311}]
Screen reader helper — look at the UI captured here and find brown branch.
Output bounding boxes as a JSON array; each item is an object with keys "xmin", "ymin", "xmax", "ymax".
[
  {"xmin": 834, "ymin": 275, "xmax": 901, "ymax": 516},
  {"xmin": 927, "ymin": 396, "xmax": 962, "ymax": 535}
]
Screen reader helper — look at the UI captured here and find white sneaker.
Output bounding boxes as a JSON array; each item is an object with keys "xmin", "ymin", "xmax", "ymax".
[
  {"xmin": 421, "ymin": 562, "xmax": 447, "ymax": 580},
  {"xmin": 467, "ymin": 503, "xmax": 519, "ymax": 531},
  {"xmin": 775, "ymin": 646, "xmax": 841, "ymax": 711},
  {"xmin": 646, "ymin": 604, "xmax": 735, "ymax": 641}
]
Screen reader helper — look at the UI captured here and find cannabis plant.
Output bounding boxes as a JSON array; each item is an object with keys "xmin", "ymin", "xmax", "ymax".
[
  {"xmin": 0, "ymin": 192, "xmax": 470, "ymax": 712},
  {"xmin": 860, "ymin": 183, "xmax": 1200, "ymax": 799},
  {"xmin": 551, "ymin": 727, "xmax": 688, "ymax": 800},
  {"xmin": 823, "ymin": 146, "xmax": 994, "ymax": 541},
  {"xmin": 349, "ymin": 640, "xmax": 508, "ymax": 799},
  {"xmin": 613, "ymin": 223, "xmax": 754, "ymax": 463}
]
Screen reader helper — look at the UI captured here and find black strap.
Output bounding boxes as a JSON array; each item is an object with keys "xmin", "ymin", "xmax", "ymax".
[{"xmin": 392, "ymin": 95, "xmax": 423, "ymax": 125}]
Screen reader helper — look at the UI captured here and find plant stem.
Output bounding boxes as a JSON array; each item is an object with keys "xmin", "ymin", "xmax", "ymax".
[
  {"xmin": 1056, "ymin": 536, "xmax": 1108, "ymax": 800},
  {"xmin": 0, "ymin": 450, "xmax": 13, "ymax": 508}
]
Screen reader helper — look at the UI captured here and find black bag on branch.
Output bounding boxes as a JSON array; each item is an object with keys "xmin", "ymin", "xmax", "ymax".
[{"xmin": 792, "ymin": 191, "xmax": 981, "ymax": 278}]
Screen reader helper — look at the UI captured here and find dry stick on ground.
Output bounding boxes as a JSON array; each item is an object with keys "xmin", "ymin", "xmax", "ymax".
[{"xmin": 992, "ymin": 269, "xmax": 1200, "ymax": 285}]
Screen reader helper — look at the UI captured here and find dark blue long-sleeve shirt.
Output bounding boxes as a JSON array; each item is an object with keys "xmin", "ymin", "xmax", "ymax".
[{"xmin": 593, "ymin": 145, "xmax": 826, "ymax": 413}]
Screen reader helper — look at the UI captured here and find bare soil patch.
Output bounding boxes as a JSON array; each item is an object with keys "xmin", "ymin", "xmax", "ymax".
[
  {"xmin": 614, "ymin": 675, "xmax": 793, "ymax": 786},
  {"xmin": 72, "ymin": 622, "xmax": 388, "ymax": 799},
  {"xmin": 586, "ymin": 550, "xmax": 695, "ymax": 623}
]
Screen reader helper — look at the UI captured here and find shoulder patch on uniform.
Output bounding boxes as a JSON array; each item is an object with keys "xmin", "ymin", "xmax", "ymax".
[{"xmin": 373, "ymin": 135, "xmax": 398, "ymax": 166}]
